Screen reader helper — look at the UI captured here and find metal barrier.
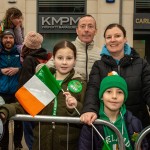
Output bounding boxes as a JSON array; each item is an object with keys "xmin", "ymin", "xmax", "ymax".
[
  {"xmin": 11, "ymin": 114, "xmax": 126, "ymax": 150},
  {"xmin": 135, "ymin": 125, "xmax": 150, "ymax": 150}
]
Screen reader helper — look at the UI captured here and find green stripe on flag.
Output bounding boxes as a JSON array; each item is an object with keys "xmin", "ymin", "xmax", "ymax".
[
  {"xmin": 36, "ymin": 65, "xmax": 61, "ymax": 95},
  {"xmin": 102, "ymin": 140, "xmax": 111, "ymax": 150}
]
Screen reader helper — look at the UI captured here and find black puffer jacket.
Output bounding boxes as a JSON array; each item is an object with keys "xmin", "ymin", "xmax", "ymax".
[
  {"xmin": 79, "ymin": 111, "xmax": 149, "ymax": 150},
  {"xmin": 82, "ymin": 48, "xmax": 150, "ymax": 128},
  {"xmin": 18, "ymin": 48, "xmax": 49, "ymax": 88}
]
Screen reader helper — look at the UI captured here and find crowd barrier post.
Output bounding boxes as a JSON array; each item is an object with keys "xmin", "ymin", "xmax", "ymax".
[{"xmin": 135, "ymin": 125, "xmax": 150, "ymax": 150}]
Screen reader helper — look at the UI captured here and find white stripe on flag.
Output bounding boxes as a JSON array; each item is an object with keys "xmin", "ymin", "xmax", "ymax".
[{"xmin": 24, "ymin": 75, "xmax": 55, "ymax": 105}]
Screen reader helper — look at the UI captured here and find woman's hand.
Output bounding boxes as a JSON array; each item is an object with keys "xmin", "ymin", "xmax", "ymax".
[{"xmin": 80, "ymin": 112, "xmax": 97, "ymax": 125}]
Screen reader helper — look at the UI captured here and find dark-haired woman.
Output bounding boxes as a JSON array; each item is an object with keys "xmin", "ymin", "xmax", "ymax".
[{"xmin": 80, "ymin": 23, "xmax": 150, "ymax": 146}]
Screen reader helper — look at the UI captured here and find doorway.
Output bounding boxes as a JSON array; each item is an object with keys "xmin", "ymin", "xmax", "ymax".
[{"xmin": 133, "ymin": 34, "xmax": 150, "ymax": 64}]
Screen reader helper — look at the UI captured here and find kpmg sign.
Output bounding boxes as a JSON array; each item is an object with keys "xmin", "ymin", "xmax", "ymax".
[
  {"xmin": 38, "ymin": 15, "xmax": 80, "ymax": 33},
  {"xmin": 134, "ymin": 13, "xmax": 150, "ymax": 29},
  {"xmin": 37, "ymin": 0, "xmax": 86, "ymax": 33}
]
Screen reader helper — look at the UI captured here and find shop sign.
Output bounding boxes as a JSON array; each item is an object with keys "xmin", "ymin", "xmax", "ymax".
[
  {"xmin": 134, "ymin": 13, "xmax": 150, "ymax": 29},
  {"xmin": 38, "ymin": 15, "xmax": 80, "ymax": 33}
]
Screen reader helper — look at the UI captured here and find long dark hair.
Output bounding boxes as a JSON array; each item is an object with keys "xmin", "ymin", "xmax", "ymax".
[
  {"xmin": 53, "ymin": 40, "xmax": 77, "ymax": 59},
  {"xmin": 104, "ymin": 23, "xmax": 126, "ymax": 38}
]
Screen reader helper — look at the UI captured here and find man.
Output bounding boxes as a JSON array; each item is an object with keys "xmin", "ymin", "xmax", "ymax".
[
  {"xmin": 0, "ymin": 29, "xmax": 23, "ymax": 150},
  {"xmin": 72, "ymin": 14, "xmax": 100, "ymax": 80},
  {"xmin": 36, "ymin": 14, "xmax": 100, "ymax": 81}
]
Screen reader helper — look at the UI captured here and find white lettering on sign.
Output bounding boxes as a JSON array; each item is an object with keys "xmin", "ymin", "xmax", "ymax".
[
  {"xmin": 136, "ymin": 18, "xmax": 150, "ymax": 24},
  {"xmin": 42, "ymin": 17, "xmax": 80, "ymax": 26}
]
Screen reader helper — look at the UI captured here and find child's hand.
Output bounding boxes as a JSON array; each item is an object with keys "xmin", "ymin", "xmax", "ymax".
[
  {"xmin": 0, "ymin": 112, "xmax": 6, "ymax": 123},
  {"xmin": 63, "ymin": 92, "xmax": 77, "ymax": 109}
]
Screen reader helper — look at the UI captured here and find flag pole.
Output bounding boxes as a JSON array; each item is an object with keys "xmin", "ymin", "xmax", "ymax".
[
  {"xmin": 74, "ymin": 106, "xmax": 111, "ymax": 150},
  {"xmin": 74, "ymin": 106, "xmax": 80, "ymax": 116},
  {"xmin": 72, "ymin": 105, "xmax": 105, "ymax": 143},
  {"xmin": 62, "ymin": 88, "xmax": 110, "ymax": 149},
  {"xmin": 73, "ymin": 107, "xmax": 104, "ymax": 139},
  {"xmin": 62, "ymin": 88, "xmax": 104, "ymax": 137}
]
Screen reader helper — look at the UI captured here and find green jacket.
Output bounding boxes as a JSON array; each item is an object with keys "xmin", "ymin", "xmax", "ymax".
[{"xmin": 0, "ymin": 68, "xmax": 87, "ymax": 150}]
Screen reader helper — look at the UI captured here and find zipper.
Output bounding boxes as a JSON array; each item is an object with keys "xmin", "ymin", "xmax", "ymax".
[
  {"xmin": 85, "ymin": 44, "xmax": 88, "ymax": 81},
  {"xmin": 118, "ymin": 65, "xmax": 120, "ymax": 75},
  {"xmin": 7, "ymin": 54, "xmax": 11, "ymax": 93}
]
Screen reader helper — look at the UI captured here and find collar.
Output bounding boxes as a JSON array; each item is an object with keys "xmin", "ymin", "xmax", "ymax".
[
  {"xmin": 74, "ymin": 36, "xmax": 94, "ymax": 49},
  {"xmin": 100, "ymin": 43, "xmax": 131, "ymax": 57}
]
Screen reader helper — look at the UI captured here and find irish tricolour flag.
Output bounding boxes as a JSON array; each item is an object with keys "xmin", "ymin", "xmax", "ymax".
[{"xmin": 15, "ymin": 65, "xmax": 61, "ymax": 116}]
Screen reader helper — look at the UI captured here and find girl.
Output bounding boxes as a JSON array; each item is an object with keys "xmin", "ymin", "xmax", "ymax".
[
  {"xmin": 0, "ymin": 7, "xmax": 24, "ymax": 46},
  {"xmin": 0, "ymin": 40, "xmax": 86, "ymax": 150}
]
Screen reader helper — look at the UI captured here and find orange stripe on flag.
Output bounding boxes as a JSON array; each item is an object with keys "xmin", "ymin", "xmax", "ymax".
[{"xmin": 15, "ymin": 87, "xmax": 45, "ymax": 116}]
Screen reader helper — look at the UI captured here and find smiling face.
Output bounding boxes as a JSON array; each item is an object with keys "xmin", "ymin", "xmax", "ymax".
[
  {"xmin": 53, "ymin": 47, "xmax": 76, "ymax": 76},
  {"xmin": 104, "ymin": 26, "xmax": 127, "ymax": 57},
  {"xmin": 2, "ymin": 34, "xmax": 14, "ymax": 50},
  {"xmin": 76, "ymin": 16, "xmax": 97, "ymax": 44},
  {"xmin": 102, "ymin": 88, "xmax": 124, "ymax": 113}
]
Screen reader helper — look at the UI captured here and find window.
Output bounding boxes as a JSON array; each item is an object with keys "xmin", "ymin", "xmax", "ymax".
[
  {"xmin": 37, "ymin": 0, "xmax": 86, "ymax": 14},
  {"xmin": 135, "ymin": 0, "xmax": 150, "ymax": 13}
]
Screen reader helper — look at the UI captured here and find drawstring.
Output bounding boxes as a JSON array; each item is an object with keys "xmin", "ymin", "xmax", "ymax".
[{"xmin": 120, "ymin": 112, "xmax": 124, "ymax": 135}]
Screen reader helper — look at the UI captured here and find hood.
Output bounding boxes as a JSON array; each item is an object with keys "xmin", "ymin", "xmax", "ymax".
[
  {"xmin": 25, "ymin": 48, "xmax": 49, "ymax": 60},
  {"xmin": 72, "ymin": 37, "xmax": 95, "ymax": 50},
  {"xmin": 100, "ymin": 43, "xmax": 131, "ymax": 57}
]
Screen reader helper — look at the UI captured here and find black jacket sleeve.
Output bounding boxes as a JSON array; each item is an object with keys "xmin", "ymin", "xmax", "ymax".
[
  {"xmin": 79, "ymin": 124, "xmax": 104, "ymax": 150},
  {"xmin": 18, "ymin": 56, "xmax": 38, "ymax": 88},
  {"xmin": 141, "ymin": 59, "xmax": 150, "ymax": 110},
  {"xmin": 78, "ymin": 125, "xmax": 93, "ymax": 150},
  {"xmin": 125, "ymin": 111, "xmax": 149, "ymax": 150},
  {"xmin": 81, "ymin": 61, "xmax": 100, "ymax": 115}
]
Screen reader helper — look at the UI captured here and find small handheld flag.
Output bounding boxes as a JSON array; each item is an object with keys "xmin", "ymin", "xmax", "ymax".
[
  {"xmin": 15, "ymin": 65, "xmax": 61, "ymax": 116},
  {"xmin": 102, "ymin": 140, "xmax": 111, "ymax": 150},
  {"xmin": 91, "ymin": 124, "xmax": 111, "ymax": 150}
]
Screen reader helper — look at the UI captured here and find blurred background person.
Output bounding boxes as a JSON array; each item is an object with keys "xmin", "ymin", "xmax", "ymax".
[
  {"xmin": 0, "ymin": 29, "xmax": 22, "ymax": 150},
  {"xmin": 0, "ymin": 7, "xmax": 24, "ymax": 46},
  {"xmin": 19, "ymin": 31, "xmax": 50, "ymax": 150}
]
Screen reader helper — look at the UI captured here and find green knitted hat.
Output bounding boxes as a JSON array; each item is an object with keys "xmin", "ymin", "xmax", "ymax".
[{"xmin": 99, "ymin": 71, "xmax": 128, "ymax": 101}]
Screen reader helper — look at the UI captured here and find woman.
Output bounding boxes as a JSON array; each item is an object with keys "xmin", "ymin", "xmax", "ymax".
[{"xmin": 80, "ymin": 23, "xmax": 150, "ymax": 144}]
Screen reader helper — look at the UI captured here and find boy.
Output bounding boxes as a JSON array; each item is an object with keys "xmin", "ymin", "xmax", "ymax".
[{"xmin": 79, "ymin": 71, "xmax": 149, "ymax": 150}]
